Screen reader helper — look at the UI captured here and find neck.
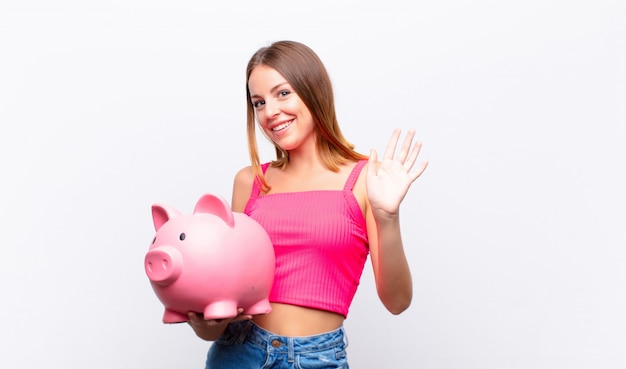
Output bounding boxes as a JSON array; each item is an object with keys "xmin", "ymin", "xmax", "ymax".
[
  {"xmin": 285, "ymin": 152, "xmax": 326, "ymax": 175},
  {"xmin": 284, "ymin": 136, "xmax": 325, "ymax": 173}
]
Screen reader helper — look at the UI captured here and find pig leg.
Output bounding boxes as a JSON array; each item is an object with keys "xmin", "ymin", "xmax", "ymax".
[
  {"xmin": 203, "ymin": 301, "xmax": 238, "ymax": 320},
  {"xmin": 243, "ymin": 299, "xmax": 272, "ymax": 316},
  {"xmin": 163, "ymin": 308, "xmax": 188, "ymax": 324}
]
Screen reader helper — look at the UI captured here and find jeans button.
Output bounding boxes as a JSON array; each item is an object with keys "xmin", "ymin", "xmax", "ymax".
[{"xmin": 271, "ymin": 339, "xmax": 282, "ymax": 348}]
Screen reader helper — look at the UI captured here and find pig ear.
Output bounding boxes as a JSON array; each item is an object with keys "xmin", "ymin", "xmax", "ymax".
[
  {"xmin": 193, "ymin": 193, "xmax": 235, "ymax": 227},
  {"xmin": 152, "ymin": 204, "xmax": 182, "ymax": 231}
]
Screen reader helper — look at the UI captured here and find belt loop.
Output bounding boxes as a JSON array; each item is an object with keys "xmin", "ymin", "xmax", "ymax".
[
  {"xmin": 236, "ymin": 321, "xmax": 253, "ymax": 344},
  {"xmin": 287, "ymin": 337, "xmax": 295, "ymax": 363}
]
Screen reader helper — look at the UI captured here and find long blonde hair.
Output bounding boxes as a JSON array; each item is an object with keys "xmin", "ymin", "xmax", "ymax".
[{"xmin": 245, "ymin": 40, "xmax": 367, "ymax": 191}]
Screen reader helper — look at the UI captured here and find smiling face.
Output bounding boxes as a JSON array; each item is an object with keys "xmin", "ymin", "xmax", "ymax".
[{"xmin": 247, "ymin": 64, "xmax": 316, "ymax": 153}]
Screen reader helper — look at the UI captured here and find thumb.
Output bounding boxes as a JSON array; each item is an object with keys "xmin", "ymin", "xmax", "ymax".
[{"xmin": 368, "ymin": 149, "xmax": 378, "ymax": 177}]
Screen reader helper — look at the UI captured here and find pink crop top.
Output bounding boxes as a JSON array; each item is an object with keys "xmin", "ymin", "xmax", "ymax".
[{"xmin": 244, "ymin": 160, "xmax": 369, "ymax": 317}]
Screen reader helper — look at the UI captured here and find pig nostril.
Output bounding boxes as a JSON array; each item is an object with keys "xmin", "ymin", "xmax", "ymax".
[
  {"xmin": 161, "ymin": 259, "xmax": 168, "ymax": 269},
  {"xmin": 147, "ymin": 261, "xmax": 153, "ymax": 272}
]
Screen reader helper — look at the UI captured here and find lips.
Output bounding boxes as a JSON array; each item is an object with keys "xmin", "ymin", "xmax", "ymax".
[{"xmin": 271, "ymin": 120, "xmax": 293, "ymax": 132}]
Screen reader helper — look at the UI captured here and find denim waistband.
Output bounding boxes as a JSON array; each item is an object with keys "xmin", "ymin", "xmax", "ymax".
[{"xmin": 232, "ymin": 320, "xmax": 346, "ymax": 354}]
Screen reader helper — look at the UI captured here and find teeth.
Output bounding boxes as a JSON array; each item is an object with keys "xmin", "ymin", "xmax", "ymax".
[{"xmin": 272, "ymin": 121, "xmax": 292, "ymax": 131}]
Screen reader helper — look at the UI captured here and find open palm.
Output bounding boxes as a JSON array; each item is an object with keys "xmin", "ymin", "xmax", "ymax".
[{"xmin": 366, "ymin": 129, "xmax": 428, "ymax": 219}]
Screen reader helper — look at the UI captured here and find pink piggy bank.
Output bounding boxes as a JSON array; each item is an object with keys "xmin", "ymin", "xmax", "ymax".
[{"xmin": 145, "ymin": 193, "xmax": 275, "ymax": 323}]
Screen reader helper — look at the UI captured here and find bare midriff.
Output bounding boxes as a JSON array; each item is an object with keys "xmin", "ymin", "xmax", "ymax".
[{"xmin": 252, "ymin": 302, "xmax": 345, "ymax": 337}]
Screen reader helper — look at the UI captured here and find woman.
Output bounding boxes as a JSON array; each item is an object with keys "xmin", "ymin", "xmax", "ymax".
[{"xmin": 188, "ymin": 40, "xmax": 428, "ymax": 368}]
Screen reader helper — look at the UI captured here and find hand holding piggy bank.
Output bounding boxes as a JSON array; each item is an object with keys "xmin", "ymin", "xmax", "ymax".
[{"xmin": 145, "ymin": 193, "xmax": 275, "ymax": 323}]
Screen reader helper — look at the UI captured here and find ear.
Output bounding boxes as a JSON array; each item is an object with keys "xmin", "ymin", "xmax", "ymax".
[
  {"xmin": 151, "ymin": 204, "xmax": 182, "ymax": 231},
  {"xmin": 193, "ymin": 193, "xmax": 235, "ymax": 228}
]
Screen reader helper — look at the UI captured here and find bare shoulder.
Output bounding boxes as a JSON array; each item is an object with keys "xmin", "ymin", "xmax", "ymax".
[
  {"xmin": 232, "ymin": 166, "xmax": 255, "ymax": 212},
  {"xmin": 233, "ymin": 166, "xmax": 255, "ymax": 187}
]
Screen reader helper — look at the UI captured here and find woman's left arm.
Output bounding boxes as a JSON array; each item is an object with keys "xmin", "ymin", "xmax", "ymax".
[{"xmin": 365, "ymin": 128, "xmax": 428, "ymax": 315}]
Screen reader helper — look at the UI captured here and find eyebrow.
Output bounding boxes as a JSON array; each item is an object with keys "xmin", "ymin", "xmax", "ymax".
[{"xmin": 250, "ymin": 82, "xmax": 290, "ymax": 99}]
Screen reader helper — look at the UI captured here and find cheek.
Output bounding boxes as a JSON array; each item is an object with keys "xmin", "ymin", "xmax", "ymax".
[
  {"xmin": 254, "ymin": 112, "xmax": 267, "ymax": 128},
  {"xmin": 256, "ymin": 118, "xmax": 272, "ymax": 137},
  {"xmin": 299, "ymin": 109, "xmax": 314, "ymax": 127}
]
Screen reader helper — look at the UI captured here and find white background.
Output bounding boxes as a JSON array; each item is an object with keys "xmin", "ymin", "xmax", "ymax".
[{"xmin": 1, "ymin": 0, "xmax": 625, "ymax": 368}]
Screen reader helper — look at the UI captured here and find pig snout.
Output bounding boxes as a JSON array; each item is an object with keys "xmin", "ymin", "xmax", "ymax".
[{"xmin": 144, "ymin": 246, "xmax": 183, "ymax": 286}]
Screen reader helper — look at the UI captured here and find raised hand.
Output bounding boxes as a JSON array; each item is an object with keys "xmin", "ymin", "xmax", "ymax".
[{"xmin": 366, "ymin": 128, "xmax": 428, "ymax": 220}]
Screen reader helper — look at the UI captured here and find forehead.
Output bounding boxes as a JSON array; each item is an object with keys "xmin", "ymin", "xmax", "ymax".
[{"xmin": 248, "ymin": 65, "xmax": 289, "ymax": 94}]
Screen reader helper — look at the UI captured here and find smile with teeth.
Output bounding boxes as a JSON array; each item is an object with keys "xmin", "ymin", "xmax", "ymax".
[{"xmin": 272, "ymin": 120, "xmax": 293, "ymax": 132}]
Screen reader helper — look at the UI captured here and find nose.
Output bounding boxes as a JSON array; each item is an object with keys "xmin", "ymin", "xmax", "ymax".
[
  {"xmin": 264, "ymin": 99, "xmax": 281, "ymax": 118},
  {"xmin": 145, "ymin": 246, "xmax": 183, "ymax": 286}
]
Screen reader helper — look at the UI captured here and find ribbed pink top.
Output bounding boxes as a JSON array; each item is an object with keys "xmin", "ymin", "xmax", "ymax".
[{"xmin": 244, "ymin": 160, "xmax": 369, "ymax": 317}]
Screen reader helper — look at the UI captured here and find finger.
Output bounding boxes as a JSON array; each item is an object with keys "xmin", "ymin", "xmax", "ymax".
[
  {"xmin": 404, "ymin": 139, "xmax": 423, "ymax": 172},
  {"xmin": 235, "ymin": 308, "xmax": 252, "ymax": 321},
  {"xmin": 382, "ymin": 128, "xmax": 402, "ymax": 160},
  {"xmin": 187, "ymin": 312, "xmax": 195, "ymax": 325},
  {"xmin": 367, "ymin": 149, "xmax": 378, "ymax": 177},
  {"xmin": 396, "ymin": 129, "xmax": 416, "ymax": 164},
  {"xmin": 234, "ymin": 314, "xmax": 253, "ymax": 322},
  {"xmin": 409, "ymin": 160, "xmax": 429, "ymax": 182},
  {"xmin": 187, "ymin": 312, "xmax": 198, "ymax": 322}
]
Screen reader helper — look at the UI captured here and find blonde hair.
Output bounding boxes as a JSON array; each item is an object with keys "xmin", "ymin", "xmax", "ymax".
[{"xmin": 245, "ymin": 40, "xmax": 367, "ymax": 191}]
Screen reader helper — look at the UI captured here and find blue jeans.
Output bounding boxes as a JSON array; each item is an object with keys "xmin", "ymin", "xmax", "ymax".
[{"xmin": 205, "ymin": 320, "xmax": 349, "ymax": 368}]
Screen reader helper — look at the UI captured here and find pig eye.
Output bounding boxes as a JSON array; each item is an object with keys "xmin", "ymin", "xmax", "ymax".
[
  {"xmin": 152, "ymin": 237, "xmax": 156, "ymax": 244},
  {"xmin": 179, "ymin": 233, "xmax": 186, "ymax": 241}
]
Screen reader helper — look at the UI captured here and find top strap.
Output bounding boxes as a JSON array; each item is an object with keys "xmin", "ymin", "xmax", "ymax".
[
  {"xmin": 343, "ymin": 159, "xmax": 368, "ymax": 191},
  {"xmin": 250, "ymin": 160, "xmax": 366, "ymax": 197}
]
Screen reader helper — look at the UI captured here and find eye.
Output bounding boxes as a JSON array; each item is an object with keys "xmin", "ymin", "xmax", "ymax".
[
  {"xmin": 152, "ymin": 236, "xmax": 156, "ymax": 244},
  {"xmin": 253, "ymin": 100, "xmax": 265, "ymax": 108},
  {"xmin": 278, "ymin": 90, "xmax": 290, "ymax": 98},
  {"xmin": 179, "ymin": 233, "xmax": 186, "ymax": 241}
]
